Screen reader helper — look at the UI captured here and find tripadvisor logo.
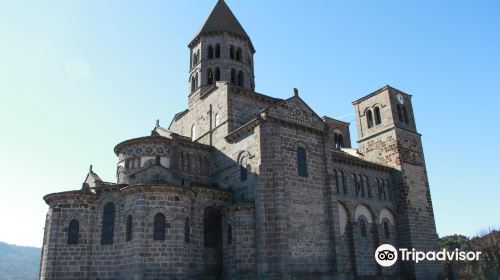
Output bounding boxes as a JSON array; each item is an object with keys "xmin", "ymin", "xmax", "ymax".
[
  {"xmin": 375, "ymin": 244, "xmax": 482, "ymax": 267},
  {"xmin": 375, "ymin": 244, "xmax": 398, "ymax": 267}
]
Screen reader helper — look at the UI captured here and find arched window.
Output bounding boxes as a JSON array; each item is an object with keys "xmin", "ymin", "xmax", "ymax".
[
  {"xmin": 227, "ymin": 224, "xmax": 232, "ymax": 244},
  {"xmin": 204, "ymin": 206, "xmax": 217, "ymax": 248},
  {"xmin": 367, "ymin": 110, "xmax": 374, "ymax": 128},
  {"xmin": 214, "ymin": 113, "xmax": 220, "ymax": 127},
  {"xmin": 360, "ymin": 175, "xmax": 365, "ymax": 197},
  {"xmin": 207, "ymin": 68, "xmax": 213, "ymax": 85},
  {"xmin": 231, "ymin": 68, "xmax": 236, "ymax": 84},
  {"xmin": 297, "ymin": 147, "xmax": 308, "ymax": 177},
  {"xmin": 237, "ymin": 71, "xmax": 244, "ymax": 87},
  {"xmin": 191, "ymin": 76, "xmax": 196, "ymax": 92},
  {"xmin": 341, "ymin": 171, "xmax": 347, "ymax": 194},
  {"xmin": 126, "ymin": 215, "xmax": 133, "ymax": 242},
  {"xmin": 359, "ymin": 219, "xmax": 367, "ymax": 237},
  {"xmin": 384, "ymin": 221, "xmax": 390, "ymax": 239},
  {"xmin": 387, "ymin": 181, "xmax": 393, "ymax": 201},
  {"xmin": 397, "ymin": 104, "xmax": 403, "ymax": 122},
  {"xmin": 366, "ymin": 176, "xmax": 372, "ymax": 198},
  {"xmin": 230, "ymin": 45, "xmax": 235, "ymax": 59},
  {"xmin": 208, "ymin": 45, "xmax": 214, "ymax": 59},
  {"xmin": 215, "ymin": 67, "xmax": 220, "ymax": 82},
  {"xmin": 191, "ymin": 125, "xmax": 196, "ymax": 141},
  {"xmin": 101, "ymin": 202, "xmax": 115, "ymax": 245},
  {"xmin": 153, "ymin": 213, "xmax": 166, "ymax": 241},
  {"xmin": 334, "ymin": 170, "xmax": 339, "ymax": 194},
  {"xmin": 374, "ymin": 106, "xmax": 382, "ymax": 125},
  {"xmin": 68, "ymin": 219, "xmax": 79, "ymax": 245},
  {"xmin": 236, "ymin": 48, "xmax": 242, "ymax": 61},
  {"xmin": 382, "ymin": 181, "xmax": 387, "ymax": 200},
  {"xmin": 402, "ymin": 106, "xmax": 409, "ymax": 124},
  {"xmin": 354, "ymin": 174, "xmax": 360, "ymax": 196},
  {"xmin": 334, "ymin": 133, "xmax": 344, "ymax": 149},
  {"xmin": 215, "ymin": 44, "xmax": 220, "ymax": 58},
  {"xmin": 193, "ymin": 53, "xmax": 198, "ymax": 65},
  {"xmin": 184, "ymin": 217, "xmax": 190, "ymax": 243},
  {"xmin": 240, "ymin": 165, "xmax": 248, "ymax": 182},
  {"xmin": 240, "ymin": 154, "xmax": 248, "ymax": 182},
  {"xmin": 376, "ymin": 178, "xmax": 382, "ymax": 199}
]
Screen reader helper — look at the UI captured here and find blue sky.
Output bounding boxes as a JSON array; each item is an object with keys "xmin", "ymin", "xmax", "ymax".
[{"xmin": 0, "ymin": 0, "xmax": 499, "ymax": 247}]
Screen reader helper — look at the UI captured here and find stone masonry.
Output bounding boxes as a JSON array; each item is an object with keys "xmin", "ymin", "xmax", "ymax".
[{"xmin": 40, "ymin": 1, "xmax": 439, "ymax": 279}]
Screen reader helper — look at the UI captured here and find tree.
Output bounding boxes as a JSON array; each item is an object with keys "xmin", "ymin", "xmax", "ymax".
[{"xmin": 439, "ymin": 228, "xmax": 500, "ymax": 280}]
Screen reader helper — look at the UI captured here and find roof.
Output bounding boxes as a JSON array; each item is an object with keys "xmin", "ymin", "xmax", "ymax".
[
  {"xmin": 331, "ymin": 148, "xmax": 394, "ymax": 172},
  {"xmin": 197, "ymin": 0, "xmax": 249, "ymax": 39},
  {"xmin": 351, "ymin": 85, "xmax": 412, "ymax": 105},
  {"xmin": 114, "ymin": 136, "xmax": 171, "ymax": 155},
  {"xmin": 190, "ymin": 0, "xmax": 254, "ymax": 52}
]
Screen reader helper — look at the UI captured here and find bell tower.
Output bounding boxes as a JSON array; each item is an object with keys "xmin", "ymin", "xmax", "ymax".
[
  {"xmin": 353, "ymin": 85, "xmax": 439, "ymax": 280},
  {"xmin": 188, "ymin": 0, "xmax": 255, "ymax": 99}
]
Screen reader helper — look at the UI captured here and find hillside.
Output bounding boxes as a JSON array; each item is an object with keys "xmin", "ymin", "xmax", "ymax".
[{"xmin": 0, "ymin": 242, "xmax": 40, "ymax": 280}]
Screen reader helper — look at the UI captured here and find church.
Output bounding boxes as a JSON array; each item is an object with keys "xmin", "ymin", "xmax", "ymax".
[{"xmin": 39, "ymin": 1, "xmax": 439, "ymax": 279}]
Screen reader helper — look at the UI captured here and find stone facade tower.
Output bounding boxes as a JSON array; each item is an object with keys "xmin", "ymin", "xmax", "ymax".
[
  {"xmin": 188, "ymin": 0, "xmax": 255, "ymax": 102},
  {"xmin": 353, "ymin": 85, "xmax": 439, "ymax": 280},
  {"xmin": 40, "ymin": 1, "xmax": 440, "ymax": 278}
]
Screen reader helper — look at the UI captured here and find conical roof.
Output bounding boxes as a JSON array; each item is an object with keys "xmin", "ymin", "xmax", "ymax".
[{"xmin": 197, "ymin": 0, "xmax": 250, "ymax": 39}]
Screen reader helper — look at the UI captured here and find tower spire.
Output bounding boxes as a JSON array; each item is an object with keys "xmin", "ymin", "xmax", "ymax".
[
  {"xmin": 196, "ymin": 0, "xmax": 250, "ymax": 41},
  {"xmin": 187, "ymin": 0, "xmax": 256, "ymax": 95}
]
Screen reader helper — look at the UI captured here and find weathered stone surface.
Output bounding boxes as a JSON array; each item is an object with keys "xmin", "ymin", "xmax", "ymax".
[{"xmin": 40, "ymin": 3, "xmax": 438, "ymax": 280}]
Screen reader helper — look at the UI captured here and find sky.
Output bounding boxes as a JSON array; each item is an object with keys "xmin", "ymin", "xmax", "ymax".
[{"xmin": 0, "ymin": 0, "xmax": 499, "ymax": 247}]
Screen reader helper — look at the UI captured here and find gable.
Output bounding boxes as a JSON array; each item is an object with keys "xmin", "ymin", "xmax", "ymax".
[
  {"xmin": 128, "ymin": 165, "xmax": 184, "ymax": 186},
  {"xmin": 83, "ymin": 172, "xmax": 102, "ymax": 188},
  {"xmin": 266, "ymin": 96, "xmax": 325, "ymax": 131}
]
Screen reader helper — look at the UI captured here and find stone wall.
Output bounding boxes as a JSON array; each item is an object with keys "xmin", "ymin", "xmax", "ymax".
[
  {"xmin": 41, "ymin": 184, "xmax": 232, "ymax": 280},
  {"xmin": 222, "ymin": 205, "xmax": 257, "ymax": 278},
  {"xmin": 355, "ymin": 87, "xmax": 439, "ymax": 280},
  {"xmin": 40, "ymin": 193, "xmax": 96, "ymax": 279}
]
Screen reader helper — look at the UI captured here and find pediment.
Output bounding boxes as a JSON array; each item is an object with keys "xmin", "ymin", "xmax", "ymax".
[
  {"xmin": 128, "ymin": 165, "xmax": 183, "ymax": 186},
  {"xmin": 267, "ymin": 96, "xmax": 325, "ymax": 130}
]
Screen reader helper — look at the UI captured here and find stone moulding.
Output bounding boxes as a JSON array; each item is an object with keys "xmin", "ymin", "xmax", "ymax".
[
  {"xmin": 43, "ymin": 191, "xmax": 96, "ymax": 205},
  {"xmin": 220, "ymin": 203, "xmax": 255, "ymax": 214}
]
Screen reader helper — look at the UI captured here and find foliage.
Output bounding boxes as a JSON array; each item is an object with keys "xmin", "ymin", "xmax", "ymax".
[{"xmin": 439, "ymin": 229, "xmax": 500, "ymax": 280}]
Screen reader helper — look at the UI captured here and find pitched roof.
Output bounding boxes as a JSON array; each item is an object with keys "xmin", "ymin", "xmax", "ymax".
[{"xmin": 197, "ymin": 0, "xmax": 249, "ymax": 39}]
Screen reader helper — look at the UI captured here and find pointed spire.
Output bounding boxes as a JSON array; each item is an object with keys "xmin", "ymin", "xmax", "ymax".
[{"xmin": 197, "ymin": 0, "xmax": 250, "ymax": 40}]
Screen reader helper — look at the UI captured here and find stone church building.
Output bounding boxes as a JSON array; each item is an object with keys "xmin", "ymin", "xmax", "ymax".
[{"xmin": 39, "ymin": 1, "xmax": 439, "ymax": 279}]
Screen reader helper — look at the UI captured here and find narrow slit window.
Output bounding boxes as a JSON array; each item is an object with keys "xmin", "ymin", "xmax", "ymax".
[
  {"xmin": 68, "ymin": 219, "xmax": 79, "ymax": 245},
  {"xmin": 367, "ymin": 110, "xmax": 374, "ymax": 128},
  {"xmin": 153, "ymin": 213, "xmax": 166, "ymax": 241},
  {"xmin": 208, "ymin": 45, "xmax": 214, "ymax": 59},
  {"xmin": 215, "ymin": 44, "xmax": 220, "ymax": 58},
  {"xmin": 101, "ymin": 202, "xmax": 115, "ymax": 245},
  {"xmin": 374, "ymin": 106, "xmax": 382, "ymax": 125},
  {"xmin": 360, "ymin": 219, "xmax": 367, "ymax": 237},
  {"xmin": 297, "ymin": 147, "xmax": 308, "ymax": 177},
  {"xmin": 126, "ymin": 215, "xmax": 133, "ymax": 242},
  {"xmin": 384, "ymin": 221, "xmax": 390, "ymax": 239}
]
